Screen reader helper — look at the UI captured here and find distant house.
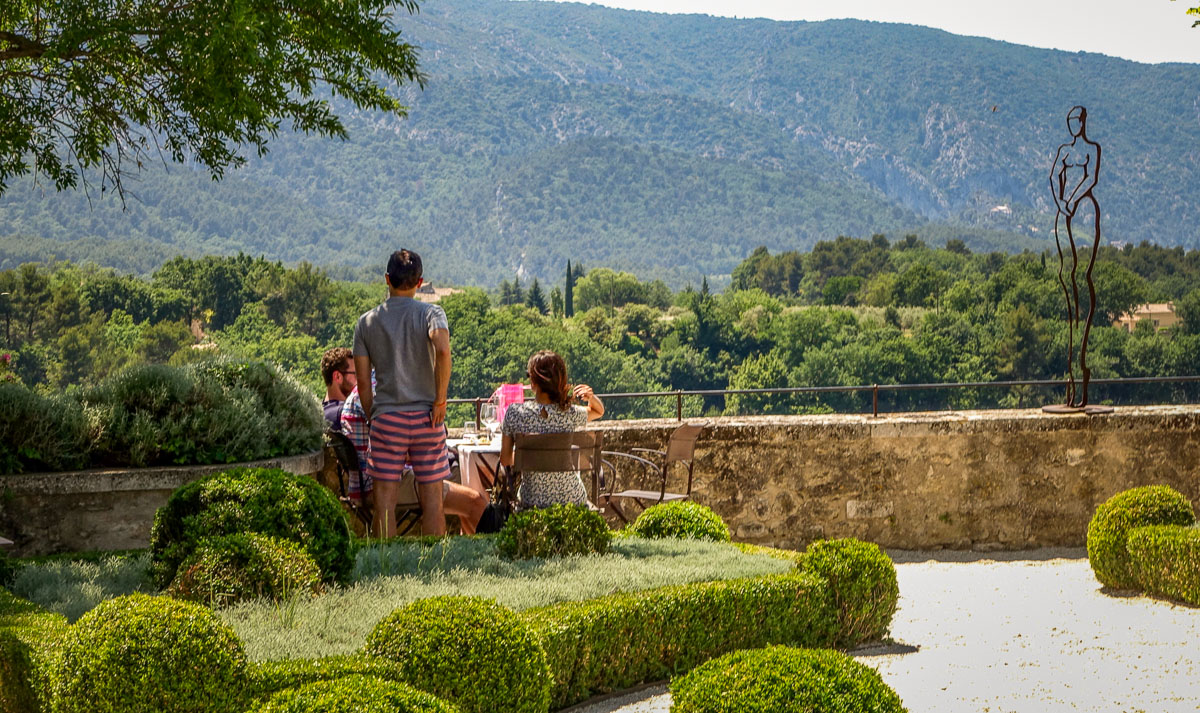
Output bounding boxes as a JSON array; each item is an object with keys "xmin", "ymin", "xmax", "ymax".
[
  {"xmin": 415, "ymin": 282, "xmax": 462, "ymax": 304},
  {"xmin": 1114, "ymin": 303, "xmax": 1177, "ymax": 333}
]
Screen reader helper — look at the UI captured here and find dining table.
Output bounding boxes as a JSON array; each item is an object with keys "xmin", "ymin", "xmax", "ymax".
[{"xmin": 446, "ymin": 436, "xmax": 502, "ymax": 497}]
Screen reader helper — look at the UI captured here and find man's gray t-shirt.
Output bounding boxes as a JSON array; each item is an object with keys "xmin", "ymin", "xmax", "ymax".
[{"xmin": 352, "ymin": 296, "xmax": 449, "ymax": 418}]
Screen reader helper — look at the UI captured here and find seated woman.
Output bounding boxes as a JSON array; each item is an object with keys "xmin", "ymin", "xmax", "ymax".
[{"xmin": 499, "ymin": 350, "xmax": 604, "ymax": 509}]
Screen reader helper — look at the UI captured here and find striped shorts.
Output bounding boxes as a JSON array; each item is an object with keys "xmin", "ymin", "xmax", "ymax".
[{"xmin": 367, "ymin": 411, "xmax": 451, "ymax": 484}]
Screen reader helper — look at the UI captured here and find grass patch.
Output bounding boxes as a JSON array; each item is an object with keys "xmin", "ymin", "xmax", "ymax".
[
  {"xmin": 222, "ymin": 536, "xmax": 793, "ymax": 661},
  {"xmin": 8, "ymin": 552, "xmax": 153, "ymax": 622}
]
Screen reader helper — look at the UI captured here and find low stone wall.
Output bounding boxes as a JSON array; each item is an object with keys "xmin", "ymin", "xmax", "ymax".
[
  {"xmin": 592, "ymin": 405, "xmax": 1200, "ymax": 551},
  {"xmin": 0, "ymin": 452, "xmax": 323, "ymax": 557},
  {"xmin": 4, "ymin": 406, "xmax": 1198, "ymax": 556}
]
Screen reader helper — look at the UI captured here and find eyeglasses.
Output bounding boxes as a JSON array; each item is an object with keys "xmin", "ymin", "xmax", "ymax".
[{"xmin": 338, "ymin": 369, "xmax": 357, "ymax": 377}]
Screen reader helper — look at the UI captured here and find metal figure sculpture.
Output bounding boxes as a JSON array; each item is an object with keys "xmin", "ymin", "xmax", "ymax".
[{"xmin": 1044, "ymin": 106, "xmax": 1112, "ymax": 414}]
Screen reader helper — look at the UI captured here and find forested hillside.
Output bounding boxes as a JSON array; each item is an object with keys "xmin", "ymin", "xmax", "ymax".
[{"xmin": 1, "ymin": 0, "xmax": 1198, "ymax": 285}]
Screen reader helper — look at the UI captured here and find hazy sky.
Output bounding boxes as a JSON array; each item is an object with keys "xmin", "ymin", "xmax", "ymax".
[{"xmin": 545, "ymin": 0, "xmax": 1200, "ymax": 65}]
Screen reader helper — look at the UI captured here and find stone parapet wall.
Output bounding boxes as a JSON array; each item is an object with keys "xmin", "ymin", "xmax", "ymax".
[
  {"xmin": 0, "ymin": 451, "xmax": 323, "ymax": 557},
  {"xmin": 592, "ymin": 406, "xmax": 1200, "ymax": 551}
]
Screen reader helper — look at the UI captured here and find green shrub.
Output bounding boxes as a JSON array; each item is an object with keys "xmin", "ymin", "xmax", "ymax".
[
  {"xmin": 669, "ymin": 645, "xmax": 907, "ymax": 713},
  {"xmin": 365, "ymin": 596, "xmax": 550, "ymax": 713},
  {"xmin": 81, "ymin": 359, "xmax": 322, "ymax": 468},
  {"xmin": 496, "ymin": 504, "xmax": 611, "ymax": 560},
  {"xmin": 800, "ymin": 538, "xmax": 898, "ymax": 647},
  {"xmin": 167, "ymin": 533, "xmax": 323, "ymax": 607},
  {"xmin": 628, "ymin": 502, "xmax": 731, "ymax": 542},
  {"xmin": 0, "ymin": 384, "xmax": 90, "ymax": 474},
  {"xmin": 51, "ymin": 593, "xmax": 247, "ymax": 713},
  {"xmin": 1087, "ymin": 485, "xmax": 1196, "ymax": 589},
  {"xmin": 249, "ymin": 674, "xmax": 460, "ymax": 713},
  {"xmin": 150, "ymin": 466, "xmax": 355, "ymax": 588},
  {"xmin": 1128, "ymin": 524, "xmax": 1200, "ymax": 606},
  {"xmin": 0, "ymin": 589, "xmax": 69, "ymax": 713},
  {"xmin": 246, "ymin": 655, "xmax": 405, "ymax": 705},
  {"xmin": 524, "ymin": 571, "xmax": 837, "ymax": 710}
]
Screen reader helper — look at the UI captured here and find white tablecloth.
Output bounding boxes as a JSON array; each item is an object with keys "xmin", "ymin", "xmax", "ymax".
[{"xmin": 447, "ymin": 438, "xmax": 501, "ymax": 496}]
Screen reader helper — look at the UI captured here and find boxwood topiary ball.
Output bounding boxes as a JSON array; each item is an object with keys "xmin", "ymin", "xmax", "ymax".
[
  {"xmin": 669, "ymin": 646, "xmax": 907, "ymax": 713},
  {"xmin": 150, "ymin": 466, "xmax": 356, "ymax": 589},
  {"xmin": 51, "ymin": 593, "xmax": 247, "ymax": 713},
  {"xmin": 167, "ymin": 533, "xmax": 323, "ymax": 608},
  {"xmin": 801, "ymin": 538, "xmax": 899, "ymax": 648},
  {"xmin": 249, "ymin": 674, "xmax": 460, "ymax": 713},
  {"xmin": 495, "ymin": 504, "xmax": 611, "ymax": 559},
  {"xmin": 628, "ymin": 501, "xmax": 731, "ymax": 542},
  {"xmin": 1087, "ymin": 485, "xmax": 1196, "ymax": 589},
  {"xmin": 365, "ymin": 596, "xmax": 550, "ymax": 713}
]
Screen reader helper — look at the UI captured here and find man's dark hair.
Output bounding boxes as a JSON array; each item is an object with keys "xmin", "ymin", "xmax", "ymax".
[
  {"xmin": 386, "ymin": 249, "xmax": 423, "ymax": 290},
  {"xmin": 321, "ymin": 347, "xmax": 353, "ymax": 386}
]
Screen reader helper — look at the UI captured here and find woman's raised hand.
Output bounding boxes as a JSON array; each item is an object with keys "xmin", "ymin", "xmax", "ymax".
[{"xmin": 573, "ymin": 383, "xmax": 594, "ymax": 402}]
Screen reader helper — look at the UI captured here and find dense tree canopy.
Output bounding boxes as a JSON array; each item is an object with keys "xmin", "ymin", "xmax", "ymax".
[
  {"xmin": 3, "ymin": 238, "xmax": 1200, "ymax": 416},
  {"xmin": 0, "ymin": 0, "xmax": 424, "ymax": 196}
]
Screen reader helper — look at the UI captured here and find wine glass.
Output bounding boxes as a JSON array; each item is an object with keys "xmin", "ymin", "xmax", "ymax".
[
  {"xmin": 462, "ymin": 420, "xmax": 479, "ymax": 443},
  {"xmin": 480, "ymin": 403, "xmax": 499, "ymax": 442}
]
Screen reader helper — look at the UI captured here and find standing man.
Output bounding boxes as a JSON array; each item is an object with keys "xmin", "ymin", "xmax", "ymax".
[
  {"xmin": 321, "ymin": 347, "xmax": 356, "ymax": 430},
  {"xmin": 353, "ymin": 249, "xmax": 453, "ymax": 537}
]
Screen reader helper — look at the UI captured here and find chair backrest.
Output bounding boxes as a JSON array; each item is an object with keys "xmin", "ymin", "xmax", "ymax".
[
  {"xmin": 664, "ymin": 423, "xmax": 705, "ymax": 464},
  {"xmin": 324, "ymin": 430, "xmax": 361, "ymax": 496},
  {"xmin": 513, "ymin": 431, "xmax": 604, "ymax": 498}
]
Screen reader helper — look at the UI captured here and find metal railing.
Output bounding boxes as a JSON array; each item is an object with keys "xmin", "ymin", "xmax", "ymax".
[{"xmin": 448, "ymin": 375, "xmax": 1200, "ymax": 422}]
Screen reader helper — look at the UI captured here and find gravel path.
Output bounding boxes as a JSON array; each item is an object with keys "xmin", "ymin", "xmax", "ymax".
[{"xmin": 567, "ymin": 549, "xmax": 1200, "ymax": 713}]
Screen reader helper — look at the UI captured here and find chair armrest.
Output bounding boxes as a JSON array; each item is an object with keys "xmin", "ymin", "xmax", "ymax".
[
  {"xmin": 600, "ymin": 450, "xmax": 659, "ymax": 470},
  {"xmin": 630, "ymin": 448, "xmax": 665, "ymax": 457}
]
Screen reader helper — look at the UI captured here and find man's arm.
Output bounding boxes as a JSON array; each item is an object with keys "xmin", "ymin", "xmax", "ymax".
[
  {"xmin": 430, "ymin": 327, "xmax": 451, "ymax": 426},
  {"xmin": 354, "ymin": 354, "xmax": 373, "ymax": 421}
]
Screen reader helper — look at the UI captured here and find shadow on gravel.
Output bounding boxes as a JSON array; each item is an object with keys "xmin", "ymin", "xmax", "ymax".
[
  {"xmin": 887, "ymin": 547, "xmax": 1086, "ymax": 564},
  {"xmin": 851, "ymin": 640, "xmax": 920, "ymax": 657}
]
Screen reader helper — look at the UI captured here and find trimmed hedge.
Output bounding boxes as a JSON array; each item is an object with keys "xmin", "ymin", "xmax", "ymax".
[
  {"xmin": 496, "ymin": 504, "xmax": 611, "ymax": 560},
  {"xmin": 628, "ymin": 502, "xmax": 731, "ymax": 542},
  {"xmin": 0, "ymin": 589, "xmax": 68, "ymax": 713},
  {"xmin": 1128, "ymin": 525, "xmax": 1200, "ymax": 606},
  {"xmin": 246, "ymin": 655, "xmax": 406, "ymax": 705},
  {"xmin": 365, "ymin": 596, "xmax": 550, "ymax": 713},
  {"xmin": 670, "ymin": 645, "xmax": 907, "ymax": 713},
  {"xmin": 523, "ymin": 571, "xmax": 838, "ymax": 710},
  {"xmin": 248, "ymin": 674, "xmax": 460, "ymax": 713},
  {"xmin": 800, "ymin": 538, "xmax": 899, "ymax": 647},
  {"xmin": 1087, "ymin": 485, "xmax": 1196, "ymax": 589},
  {"xmin": 167, "ymin": 533, "xmax": 323, "ymax": 607},
  {"xmin": 150, "ymin": 467, "xmax": 356, "ymax": 588},
  {"xmin": 51, "ymin": 593, "xmax": 247, "ymax": 713},
  {"xmin": 83, "ymin": 360, "xmax": 323, "ymax": 468}
]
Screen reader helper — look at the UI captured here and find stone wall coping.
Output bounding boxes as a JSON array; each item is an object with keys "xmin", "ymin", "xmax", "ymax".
[
  {"xmin": 0, "ymin": 450, "xmax": 324, "ymax": 496},
  {"xmin": 589, "ymin": 404, "xmax": 1200, "ymax": 435}
]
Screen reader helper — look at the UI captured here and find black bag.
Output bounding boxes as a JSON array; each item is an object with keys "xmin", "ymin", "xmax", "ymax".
[
  {"xmin": 475, "ymin": 501, "xmax": 511, "ymax": 534},
  {"xmin": 476, "ymin": 465, "xmax": 518, "ymax": 534}
]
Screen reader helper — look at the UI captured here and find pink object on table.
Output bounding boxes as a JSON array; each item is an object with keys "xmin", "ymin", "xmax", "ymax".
[{"xmin": 492, "ymin": 383, "xmax": 525, "ymax": 423}]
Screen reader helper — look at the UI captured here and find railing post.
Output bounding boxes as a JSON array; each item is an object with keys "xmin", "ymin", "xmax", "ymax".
[
  {"xmin": 872, "ymin": 384, "xmax": 879, "ymax": 417},
  {"xmin": 474, "ymin": 398, "xmax": 482, "ymax": 429},
  {"xmin": 676, "ymin": 391, "xmax": 683, "ymax": 422}
]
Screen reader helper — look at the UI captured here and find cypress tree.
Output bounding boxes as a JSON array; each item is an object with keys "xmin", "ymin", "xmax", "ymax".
[{"xmin": 564, "ymin": 260, "xmax": 575, "ymax": 318}]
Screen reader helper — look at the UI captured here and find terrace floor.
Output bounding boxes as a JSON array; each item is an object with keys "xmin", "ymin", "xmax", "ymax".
[{"xmin": 573, "ymin": 549, "xmax": 1200, "ymax": 713}]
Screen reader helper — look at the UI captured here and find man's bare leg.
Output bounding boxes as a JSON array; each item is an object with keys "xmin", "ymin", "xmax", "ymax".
[
  {"xmin": 373, "ymin": 480, "xmax": 398, "ymax": 538},
  {"xmin": 418, "ymin": 480, "xmax": 446, "ymax": 536}
]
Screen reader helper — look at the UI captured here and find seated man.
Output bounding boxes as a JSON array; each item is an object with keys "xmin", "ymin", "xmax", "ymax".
[
  {"xmin": 321, "ymin": 347, "xmax": 356, "ymax": 431},
  {"xmin": 338, "ymin": 384, "xmax": 374, "ymax": 504}
]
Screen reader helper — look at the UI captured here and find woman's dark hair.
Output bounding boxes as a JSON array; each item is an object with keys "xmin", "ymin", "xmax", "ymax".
[{"xmin": 527, "ymin": 350, "xmax": 572, "ymax": 411}]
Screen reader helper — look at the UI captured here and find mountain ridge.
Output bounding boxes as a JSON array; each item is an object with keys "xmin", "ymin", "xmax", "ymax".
[{"xmin": 1, "ymin": 0, "xmax": 1197, "ymax": 285}]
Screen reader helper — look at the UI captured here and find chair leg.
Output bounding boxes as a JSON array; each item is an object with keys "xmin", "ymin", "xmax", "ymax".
[{"xmin": 607, "ymin": 498, "xmax": 630, "ymax": 524}]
